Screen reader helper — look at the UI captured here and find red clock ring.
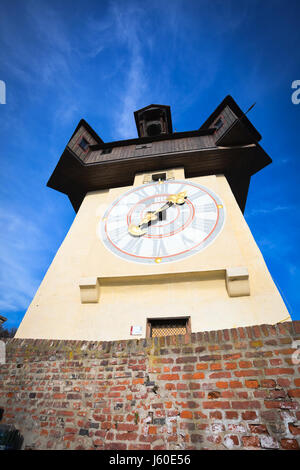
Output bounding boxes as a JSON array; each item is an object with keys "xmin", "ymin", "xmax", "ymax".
[{"xmin": 126, "ymin": 194, "xmax": 195, "ymax": 238}]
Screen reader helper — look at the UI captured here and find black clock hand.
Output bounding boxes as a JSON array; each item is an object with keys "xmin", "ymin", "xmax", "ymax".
[{"xmin": 128, "ymin": 191, "xmax": 187, "ymax": 237}]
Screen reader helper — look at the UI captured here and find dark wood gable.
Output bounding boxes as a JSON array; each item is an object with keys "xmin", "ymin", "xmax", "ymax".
[{"xmin": 47, "ymin": 96, "xmax": 271, "ymax": 213}]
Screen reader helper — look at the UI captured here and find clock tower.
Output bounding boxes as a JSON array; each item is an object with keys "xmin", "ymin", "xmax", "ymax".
[{"xmin": 15, "ymin": 96, "xmax": 291, "ymax": 341}]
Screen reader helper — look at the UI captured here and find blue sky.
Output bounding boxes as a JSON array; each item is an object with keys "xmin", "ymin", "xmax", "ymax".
[{"xmin": 0, "ymin": 0, "xmax": 299, "ymax": 329}]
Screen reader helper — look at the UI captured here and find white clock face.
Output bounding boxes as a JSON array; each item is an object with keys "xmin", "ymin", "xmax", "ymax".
[{"xmin": 99, "ymin": 180, "xmax": 225, "ymax": 264}]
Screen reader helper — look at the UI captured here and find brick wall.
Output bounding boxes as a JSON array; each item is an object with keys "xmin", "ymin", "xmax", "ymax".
[{"xmin": 0, "ymin": 321, "xmax": 300, "ymax": 450}]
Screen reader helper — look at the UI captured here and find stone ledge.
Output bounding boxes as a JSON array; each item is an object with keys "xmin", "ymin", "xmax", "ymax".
[{"xmin": 2, "ymin": 321, "xmax": 299, "ymax": 358}]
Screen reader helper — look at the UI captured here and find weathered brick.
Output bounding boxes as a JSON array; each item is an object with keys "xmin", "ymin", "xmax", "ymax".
[
  {"xmin": 157, "ymin": 374, "xmax": 179, "ymax": 381},
  {"xmin": 264, "ymin": 368, "xmax": 294, "ymax": 376},
  {"xmin": 209, "ymin": 371, "xmax": 231, "ymax": 379},
  {"xmin": 242, "ymin": 436, "xmax": 260, "ymax": 448},
  {"xmin": 242, "ymin": 411, "xmax": 257, "ymax": 420},
  {"xmin": 176, "ymin": 357, "xmax": 197, "ymax": 364},
  {"xmin": 231, "ymin": 401, "xmax": 261, "ymax": 410},
  {"xmin": 225, "ymin": 411, "xmax": 238, "ymax": 420},
  {"xmin": 287, "ymin": 389, "xmax": 300, "ymax": 398},
  {"xmin": 1, "ymin": 323, "xmax": 299, "ymax": 451},
  {"xmin": 288, "ymin": 423, "xmax": 300, "ymax": 435},
  {"xmin": 249, "ymin": 424, "xmax": 268, "ymax": 434},
  {"xmin": 116, "ymin": 432, "xmax": 138, "ymax": 441},
  {"xmin": 280, "ymin": 439, "xmax": 299, "ymax": 450},
  {"xmin": 203, "ymin": 401, "xmax": 231, "ymax": 409}
]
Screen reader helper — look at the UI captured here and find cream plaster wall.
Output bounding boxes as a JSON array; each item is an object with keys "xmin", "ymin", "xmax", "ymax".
[{"xmin": 15, "ymin": 170, "xmax": 290, "ymax": 341}]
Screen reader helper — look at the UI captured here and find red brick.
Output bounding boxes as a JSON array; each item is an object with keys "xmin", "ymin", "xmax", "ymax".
[
  {"xmin": 157, "ymin": 374, "xmax": 179, "ymax": 381},
  {"xmin": 194, "ymin": 411, "xmax": 207, "ymax": 419},
  {"xmin": 176, "ymin": 357, "xmax": 197, "ymax": 364},
  {"xmin": 63, "ymin": 435, "xmax": 75, "ymax": 441},
  {"xmin": 225, "ymin": 362, "xmax": 237, "ymax": 370},
  {"xmin": 249, "ymin": 424, "xmax": 268, "ymax": 434},
  {"xmin": 182, "ymin": 372, "xmax": 204, "ymax": 380},
  {"xmin": 264, "ymin": 368, "xmax": 294, "ymax": 376},
  {"xmin": 196, "ymin": 363, "xmax": 208, "ymax": 370},
  {"xmin": 288, "ymin": 423, "xmax": 300, "ymax": 435},
  {"xmin": 165, "ymin": 383, "xmax": 176, "ymax": 390},
  {"xmin": 128, "ymin": 444, "xmax": 151, "ymax": 450},
  {"xmin": 117, "ymin": 424, "xmax": 138, "ymax": 432},
  {"xmin": 209, "ymin": 411, "xmax": 222, "ymax": 419},
  {"xmin": 104, "ymin": 443, "xmax": 127, "ymax": 450},
  {"xmin": 269, "ymin": 359, "xmax": 282, "ymax": 366},
  {"xmin": 216, "ymin": 381, "xmax": 228, "ymax": 389},
  {"xmin": 281, "ymin": 439, "xmax": 299, "ymax": 450},
  {"xmin": 223, "ymin": 353, "xmax": 241, "ymax": 360},
  {"xmin": 288, "ymin": 389, "xmax": 300, "ymax": 398},
  {"xmin": 225, "ymin": 411, "xmax": 238, "ymax": 420},
  {"xmin": 294, "ymin": 378, "xmax": 300, "ymax": 387},
  {"xmin": 225, "ymin": 435, "xmax": 239, "ymax": 446},
  {"xmin": 56, "ymin": 411, "xmax": 74, "ymax": 416},
  {"xmin": 239, "ymin": 361, "xmax": 252, "ymax": 368},
  {"xmin": 209, "ymin": 372, "xmax": 231, "ymax": 379},
  {"xmin": 53, "ymin": 393, "xmax": 66, "ymax": 399},
  {"xmin": 180, "ymin": 410, "xmax": 193, "ymax": 419},
  {"xmin": 234, "ymin": 370, "xmax": 262, "ymax": 377},
  {"xmin": 231, "ymin": 401, "xmax": 261, "ymax": 409},
  {"xmin": 245, "ymin": 380, "xmax": 259, "ymax": 389},
  {"xmin": 242, "ymin": 411, "xmax": 257, "ymax": 420},
  {"xmin": 203, "ymin": 401, "xmax": 230, "ymax": 409},
  {"xmin": 229, "ymin": 381, "xmax": 243, "ymax": 388},
  {"xmin": 277, "ymin": 378, "xmax": 291, "ymax": 388},
  {"xmin": 242, "ymin": 436, "xmax": 260, "ymax": 448},
  {"xmin": 116, "ymin": 433, "xmax": 138, "ymax": 441},
  {"xmin": 264, "ymin": 400, "xmax": 298, "ymax": 409},
  {"xmin": 132, "ymin": 378, "xmax": 144, "ymax": 385},
  {"xmin": 261, "ymin": 379, "xmax": 276, "ymax": 388},
  {"xmin": 148, "ymin": 426, "xmax": 157, "ymax": 435},
  {"xmin": 253, "ymin": 359, "xmax": 267, "ymax": 367}
]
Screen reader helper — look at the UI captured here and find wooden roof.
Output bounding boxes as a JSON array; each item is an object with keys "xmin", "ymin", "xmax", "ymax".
[{"xmin": 47, "ymin": 96, "xmax": 271, "ymax": 213}]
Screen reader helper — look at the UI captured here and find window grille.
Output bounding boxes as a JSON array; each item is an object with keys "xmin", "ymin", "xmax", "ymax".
[{"xmin": 147, "ymin": 318, "xmax": 190, "ymax": 337}]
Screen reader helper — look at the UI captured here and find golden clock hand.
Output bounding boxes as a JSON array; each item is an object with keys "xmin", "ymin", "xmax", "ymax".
[
  {"xmin": 128, "ymin": 191, "xmax": 188, "ymax": 237},
  {"xmin": 168, "ymin": 190, "xmax": 187, "ymax": 205},
  {"xmin": 149, "ymin": 191, "xmax": 188, "ymax": 219}
]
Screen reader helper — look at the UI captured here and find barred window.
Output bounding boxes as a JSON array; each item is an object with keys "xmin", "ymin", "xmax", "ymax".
[{"xmin": 147, "ymin": 317, "xmax": 190, "ymax": 338}]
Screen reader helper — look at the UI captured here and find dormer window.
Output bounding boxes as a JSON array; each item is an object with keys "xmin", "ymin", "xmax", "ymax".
[
  {"xmin": 214, "ymin": 118, "xmax": 223, "ymax": 130},
  {"xmin": 101, "ymin": 148, "xmax": 112, "ymax": 155},
  {"xmin": 79, "ymin": 137, "xmax": 89, "ymax": 151}
]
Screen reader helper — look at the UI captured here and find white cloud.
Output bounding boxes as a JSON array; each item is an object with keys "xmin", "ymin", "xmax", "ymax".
[{"xmin": 246, "ymin": 205, "xmax": 291, "ymax": 217}]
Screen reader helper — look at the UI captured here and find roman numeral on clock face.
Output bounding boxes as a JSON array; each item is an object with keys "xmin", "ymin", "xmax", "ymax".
[
  {"xmin": 107, "ymin": 213, "xmax": 126, "ymax": 224},
  {"xmin": 122, "ymin": 236, "xmax": 144, "ymax": 255},
  {"xmin": 108, "ymin": 226, "xmax": 129, "ymax": 243},
  {"xmin": 199, "ymin": 202, "xmax": 217, "ymax": 213},
  {"xmin": 152, "ymin": 237, "xmax": 168, "ymax": 258},
  {"xmin": 191, "ymin": 217, "xmax": 215, "ymax": 233},
  {"xmin": 189, "ymin": 190, "xmax": 207, "ymax": 202}
]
